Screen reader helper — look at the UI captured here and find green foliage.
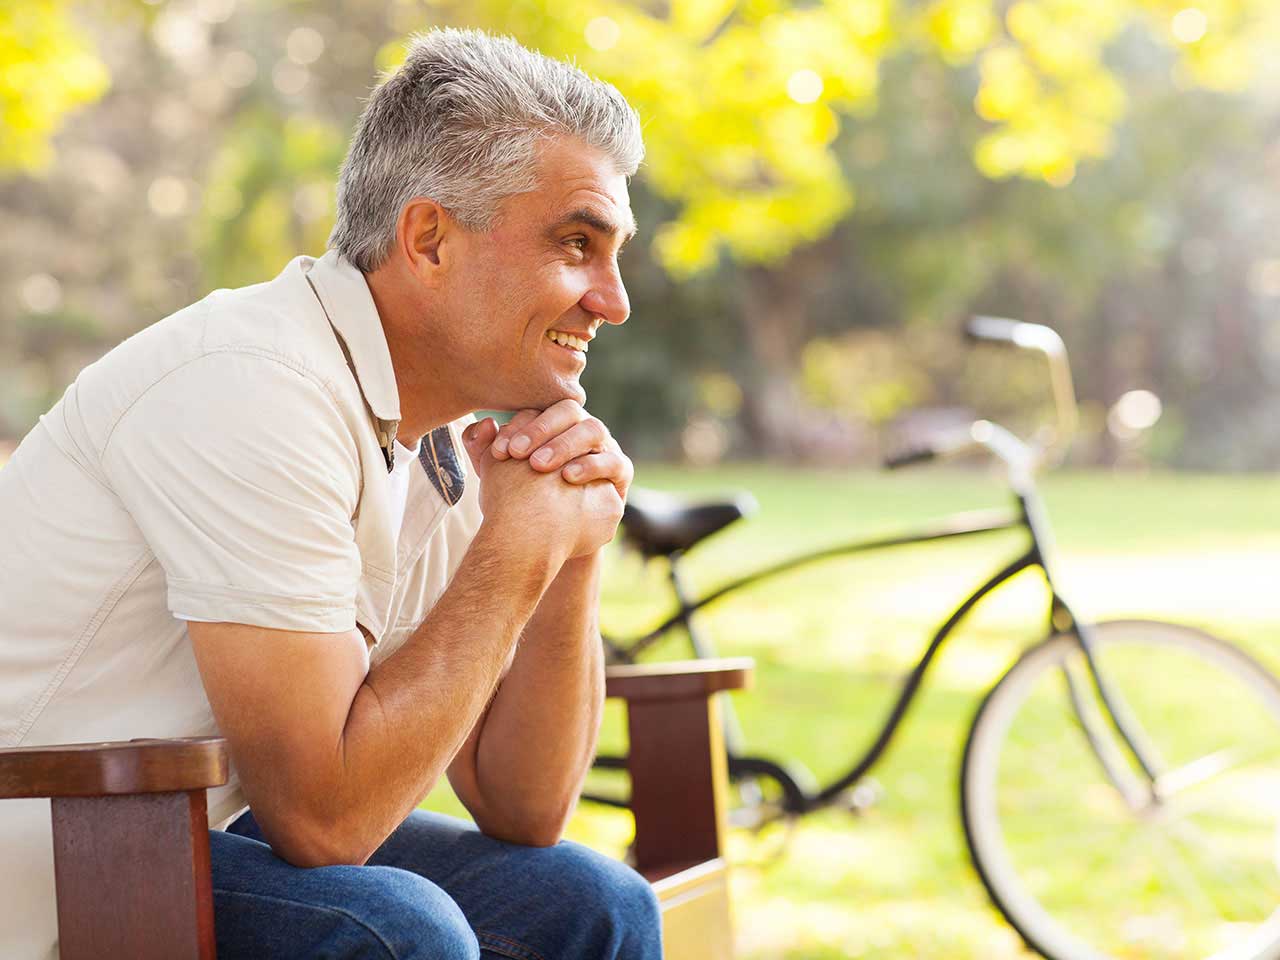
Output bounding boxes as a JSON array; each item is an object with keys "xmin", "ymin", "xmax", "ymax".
[
  {"xmin": 451, "ymin": 0, "xmax": 1278, "ymax": 273},
  {"xmin": 0, "ymin": 0, "xmax": 108, "ymax": 173},
  {"xmin": 458, "ymin": 0, "xmax": 886, "ymax": 274},
  {"xmin": 3, "ymin": 0, "xmax": 1280, "ymax": 468},
  {"xmin": 199, "ymin": 111, "xmax": 346, "ymax": 288}
]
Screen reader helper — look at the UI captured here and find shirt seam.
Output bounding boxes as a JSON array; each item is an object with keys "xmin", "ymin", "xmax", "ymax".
[
  {"xmin": 362, "ymin": 559, "xmax": 395, "ymax": 583},
  {"xmin": 9, "ymin": 552, "xmax": 155, "ymax": 747},
  {"xmin": 98, "ymin": 346, "xmax": 351, "ymax": 461},
  {"xmin": 167, "ymin": 577, "xmax": 357, "ymax": 614}
]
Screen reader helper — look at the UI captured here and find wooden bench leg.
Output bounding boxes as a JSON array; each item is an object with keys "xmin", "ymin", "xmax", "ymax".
[
  {"xmin": 605, "ymin": 660, "xmax": 751, "ymax": 960},
  {"xmin": 51, "ymin": 791, "xmax": 216, "ymax": 960},
  {"xmin": 627, "ymin": 694, "xmax": 730, "ymax": 876},
  {"xmin": 622, "ymin": 688, "xmax": 738, "ymax": 960}
]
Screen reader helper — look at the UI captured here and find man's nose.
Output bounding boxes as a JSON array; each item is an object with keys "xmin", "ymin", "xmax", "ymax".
[{"xmin": 581, "ymin": 262, "xmax": 630, "ymax": 326}]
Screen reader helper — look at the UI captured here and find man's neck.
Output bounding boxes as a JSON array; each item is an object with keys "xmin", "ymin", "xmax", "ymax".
[{"xmin": 364, "ymin": 267, "xmax": 472, "ymax": 448}]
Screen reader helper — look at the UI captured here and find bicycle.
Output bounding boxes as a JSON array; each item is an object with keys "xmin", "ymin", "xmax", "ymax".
[{"xmin": 589, "ymin": 317, "xmax": 1280, "ymax": 960}]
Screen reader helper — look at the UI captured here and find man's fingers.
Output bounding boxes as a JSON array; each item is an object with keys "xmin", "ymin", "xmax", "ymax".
[
  {"xmin": 527, "ymin": 418, "xmax": 610, "ymax": 472},
  {"xmin": 505, "ymin": 399, "xmax": 587, "ymax": 459},
  {"xmin": 490, "ymin": 409, "xmax": 540, "ymax": 460},
  {"xmin": 560, "ymin": 451, "xmax": 633, "ymax": 498}
]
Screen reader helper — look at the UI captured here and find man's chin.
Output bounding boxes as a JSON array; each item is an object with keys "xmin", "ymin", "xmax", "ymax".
[
  {"xmin": 534, "ymin": 373, "xmax": 586, "ymax": 408},
  {"xmin": 492, "ymin": 380, "xmax": 585, "ymax": 413}
]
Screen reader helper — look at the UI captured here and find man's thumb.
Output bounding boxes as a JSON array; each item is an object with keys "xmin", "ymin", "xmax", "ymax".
[{"xmin": 463, "ymin": 417, "xmax": 496, "ymax": 454}]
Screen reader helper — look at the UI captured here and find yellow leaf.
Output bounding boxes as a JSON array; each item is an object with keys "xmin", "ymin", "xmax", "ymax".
[{"xmin": 670, "ymin": 0, "xmax": 737, "ymax": 42}]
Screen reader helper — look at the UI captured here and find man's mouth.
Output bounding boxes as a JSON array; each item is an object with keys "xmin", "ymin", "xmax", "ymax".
[{"xmin": 545, "ymin": 329, "xmax": 590, "ymax": 353}]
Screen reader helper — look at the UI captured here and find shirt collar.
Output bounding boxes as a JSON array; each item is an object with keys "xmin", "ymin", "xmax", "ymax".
[
  {"xmin": 302, "ymin": 249, "xmax": 401, "ymax": 434},
  {"xmin": 302, "ymin": 250, "xmax": 466, "ymax": 503}
]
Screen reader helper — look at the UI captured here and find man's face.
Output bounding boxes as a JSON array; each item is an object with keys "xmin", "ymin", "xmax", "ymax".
[{"xmin": 437, "ymin": 136, "xmax": 635, "ymax": 412}]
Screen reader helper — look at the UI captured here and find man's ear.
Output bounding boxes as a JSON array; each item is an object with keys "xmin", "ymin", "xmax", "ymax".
[{"xmin": 396, "ymin": 198, "xmax": 454, "ymax": 285}]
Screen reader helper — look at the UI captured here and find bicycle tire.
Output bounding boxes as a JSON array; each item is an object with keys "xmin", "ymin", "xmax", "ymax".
[{"xmin": 962, "ymin": 619, "xmax": 1280, "ymax": 960}]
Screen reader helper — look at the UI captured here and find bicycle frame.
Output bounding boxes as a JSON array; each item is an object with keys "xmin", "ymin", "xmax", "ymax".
[
  {"xmin": 596, "ymin": 485, "xmax": 1164, "ymax": 818},
  {"xmin": 601, "ymin": 506, "xmax": 1023, "ymax": 667}
]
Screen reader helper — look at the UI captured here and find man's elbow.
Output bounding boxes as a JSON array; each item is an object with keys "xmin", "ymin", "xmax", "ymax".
[
  {"xmin": 477, "ymin": 822, "xmax": 564, "ymax": 848},
  {"xmin": 473, "ymin": 801, "xmax": 576, "ymax": 848},
  {"xmin": 257, "ymin": 811, "xmax": 379, "ymax": 868}
]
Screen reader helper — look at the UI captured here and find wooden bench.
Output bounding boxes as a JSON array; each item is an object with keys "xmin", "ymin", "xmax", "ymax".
[{"xmin": 0, "ymin": 658, "xmax": 752, "ymax": 959}]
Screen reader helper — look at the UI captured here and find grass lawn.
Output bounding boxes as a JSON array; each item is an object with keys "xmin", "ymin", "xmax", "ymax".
[{"xmin": 424, "ymin": 465, "xmax": 1280, "ymax": 959}]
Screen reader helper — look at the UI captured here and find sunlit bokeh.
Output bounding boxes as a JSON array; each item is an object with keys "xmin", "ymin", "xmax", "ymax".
[
  {"xmin": 786, "ymin": 68, "xmax": 824, "ymax": 104},
  {"xmin": 584, "ymin": 16, "xmax": 621, "ymax": 52},
  {"xmin": 1172, "ymin": 7, "xmax": 1209, "ymax": 44}
]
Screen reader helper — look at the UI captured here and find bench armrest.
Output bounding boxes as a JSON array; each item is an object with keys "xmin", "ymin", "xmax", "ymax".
[
  {"xmin": 604, "ymin": 658, "xmax": 753, "ymax": 702},
  {"xmin": 0, "ymin": 736, "xmax": 228, "ymax": 799}
]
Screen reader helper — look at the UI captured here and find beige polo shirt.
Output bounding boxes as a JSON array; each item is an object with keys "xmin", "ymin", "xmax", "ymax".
[{"xmin": 0, "ymin": 250, "xmax": 483, "ymax": 959}]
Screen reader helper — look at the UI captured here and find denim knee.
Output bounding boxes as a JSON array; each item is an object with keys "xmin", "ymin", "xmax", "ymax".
[
  {"xmin": 524, "ymin": 842, "xmax": 662, "ymax": 958},
  {"xmin": 335, "ymin": 865, "xmax": 481, "ymax": 960},
  {"xmin": 213, "ymin": 845, "xmax": 481, "ymax": 960}
]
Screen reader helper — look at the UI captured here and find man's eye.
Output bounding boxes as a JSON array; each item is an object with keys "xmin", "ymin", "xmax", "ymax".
[{"xmin": 565, "ymin": 237, "xmax": 588, "ymax": 251}]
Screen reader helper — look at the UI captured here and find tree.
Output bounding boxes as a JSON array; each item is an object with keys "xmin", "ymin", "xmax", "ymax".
[{"xmin": 0, "ymin": 0, "xmax": 108, "ymax": 172}]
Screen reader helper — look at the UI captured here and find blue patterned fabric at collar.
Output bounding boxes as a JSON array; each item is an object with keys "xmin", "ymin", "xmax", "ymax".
[{"xmin": 418, "ymin": 425, "xmax": 465, "ymax": 507}]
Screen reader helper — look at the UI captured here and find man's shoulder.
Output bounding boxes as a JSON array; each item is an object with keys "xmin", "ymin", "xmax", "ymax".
[
  {"xmin": 69, "ymin": 257, "xmax": 357, "ymax": 444},
  {"xmin": 41, "ymin": 257, "xmax": 366, "ymax": 478},
  {"xmin": 154, "ymin": 256, "xmax": 344, "ymax": 387}
]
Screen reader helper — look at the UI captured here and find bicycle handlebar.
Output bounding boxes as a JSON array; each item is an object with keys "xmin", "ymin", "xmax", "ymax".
[
  {"xmin": 883, "ymin": 317, "xmax": 1079, "ymax": 477},
  {"xmin": 883, "ymin": 421, "xmax": 1036, "ymax": 480},
  {"xmin": 884, "ymin": 425, "xmax": 984, "ymax": 471},
  {"xmin": 883, "ymin": 447, "xmax": 938, "ymax": 470},
  {"xmin": 963, "ymin": 316, "xmax": 1079, "ymax": 470},
  {"xmin": 964, "ymin": 315, "xmax": 1023, "ymax": 346}
]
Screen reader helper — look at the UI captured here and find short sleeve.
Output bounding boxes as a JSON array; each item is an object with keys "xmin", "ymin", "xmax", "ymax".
[{"xmin": 100, "ymin": 350, "xmax": 363, "ymax": 633}]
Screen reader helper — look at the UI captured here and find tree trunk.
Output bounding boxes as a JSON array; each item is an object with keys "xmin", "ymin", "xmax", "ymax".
[{"xmin": 735, "ymin": 261, "xmax": 870, "ymax": 463}]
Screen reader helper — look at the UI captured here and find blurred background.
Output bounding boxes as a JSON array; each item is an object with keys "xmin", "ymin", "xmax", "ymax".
[
  {"xmin": 4, "ymin": 0, "xmax": 1280, "ymax": 468},
  {"xmin": 4, "ymin": 2, "xmax": 1280, "ymax": 958}
]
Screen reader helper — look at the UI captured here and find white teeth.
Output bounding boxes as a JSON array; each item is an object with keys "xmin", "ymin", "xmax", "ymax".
[{"xmin": 546, "ymin": 330, "xmax": 588, "ymax": 352}]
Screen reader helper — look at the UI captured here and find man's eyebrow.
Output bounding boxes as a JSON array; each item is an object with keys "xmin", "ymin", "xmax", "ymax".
[{"xmin": 548, "ymin": 207, "xmax": 638, "ymax": 245}]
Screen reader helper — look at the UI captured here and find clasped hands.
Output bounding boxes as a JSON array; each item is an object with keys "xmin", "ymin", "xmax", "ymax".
[{"xmin": 461, "ymin": 400, "xmax": 633, "ymax": 563}]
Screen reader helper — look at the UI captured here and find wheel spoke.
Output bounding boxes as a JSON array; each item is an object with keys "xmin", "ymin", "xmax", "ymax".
[
  {"xmin": 1157, "ymin": 747, "xmax": 1249, "ymax": 799},
  {"xmin": 1166, "ymin": 817, "xmax": 1278, "ymax": 918}
]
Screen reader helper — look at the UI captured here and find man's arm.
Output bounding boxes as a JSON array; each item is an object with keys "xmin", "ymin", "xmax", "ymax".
[
  {"xmin": 190, "ymin": 522, "xmax": 557, "ymax": 868},
  {"xmin": 444, "ymin": 399, "xmax": 633, "ymax": 844},
  {"xmin": 445, "ymin": 550, "xmax": 605, "ymax": 845},
  {"xmin": 190, "ymin": 419, "xmax": 623, "ymax": 867}
]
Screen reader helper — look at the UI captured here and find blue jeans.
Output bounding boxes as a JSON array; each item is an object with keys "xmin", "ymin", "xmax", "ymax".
[{"xmin": 210, "ymin": 808, "xmax": 663, "ymax": 959}]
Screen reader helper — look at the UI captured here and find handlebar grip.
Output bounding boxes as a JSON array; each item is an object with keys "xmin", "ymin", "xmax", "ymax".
[
  {"xmin": 883, "ymin": 446, "xmax": 938, "ymax": 470},
  {"xmin": 964, "ymin": 315, "xmax": 1023, "ymax": 346}
]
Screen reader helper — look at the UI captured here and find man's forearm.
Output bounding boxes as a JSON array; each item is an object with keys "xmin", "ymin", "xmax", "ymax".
[
  {"xmin": 458, "ymin": 549, "xmax": 605, "ymax": 844},
  {"xmin": 315, "ymin": 523, "xmax": 558, "ymax": 862}
]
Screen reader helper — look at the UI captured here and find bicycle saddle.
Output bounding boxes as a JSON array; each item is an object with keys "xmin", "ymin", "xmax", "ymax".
[{"xmin": 621, "ymin": 487, "xmax": 757, "ymax": 557}]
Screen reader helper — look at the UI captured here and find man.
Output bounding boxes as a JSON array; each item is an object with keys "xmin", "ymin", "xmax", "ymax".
[{"xmin": 0, "ymin": 28, "xmax": 662, "ymax": 959}]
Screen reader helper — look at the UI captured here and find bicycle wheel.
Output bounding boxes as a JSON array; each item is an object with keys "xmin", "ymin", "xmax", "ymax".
[{"xmin": 962, "ymin": 619, "xmax": 1280, "ymax": 960}]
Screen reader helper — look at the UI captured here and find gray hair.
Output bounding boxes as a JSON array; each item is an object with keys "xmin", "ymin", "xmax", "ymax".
[{"xmin": 328, "ymin": 28, "xmax": 644, "ymax": 272}]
